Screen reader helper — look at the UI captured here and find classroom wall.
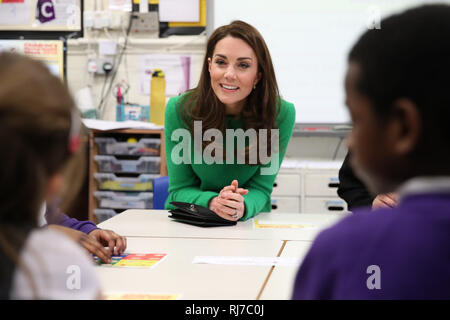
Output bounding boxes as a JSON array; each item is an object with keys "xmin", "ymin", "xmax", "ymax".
[
  {"xmin": 66, "ymin": 36, "xmax": 206, "ymax": 121},
  {"xmin": 66, "ymin": 1, "xmax": 348, "ymax": 162}
]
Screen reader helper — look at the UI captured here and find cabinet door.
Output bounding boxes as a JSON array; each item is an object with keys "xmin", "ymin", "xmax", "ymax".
[
  {"xmin": 272, "ymin": 173, "xmax": 301, "ymax": 196},
  {"xmin": 304, "ymin": 198, "xmax": 347, "ymax": 213},
  {"xmin": 270, "ymin": 196, "xmax": 300, "ymax": 213},
  {"xmin": 304, "ymin": 173, "xmax": 340, "ymax": 197}
]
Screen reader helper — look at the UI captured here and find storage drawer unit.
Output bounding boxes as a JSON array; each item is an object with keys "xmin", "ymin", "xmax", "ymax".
[
  {"xmin": 304, "ymin": 198, "xmax": 347, "ymax": 213},
  {"xmin": 94, "ymin": 191, "xmax": 154, "ymax": 210},
  {"xmin": 304, "ymin": 173, "xmax": 340, "ymax": 197},
  {"xmin": 95, "ymin": 137, "xmax": 161, "ymax": 156},
  {"xmin": 88, "ymin": 129, "xmax": 166, "ymax": 223},
  {"xmin": 94, "ymin": 155, "xmax": 161, "ymax": 174},
  {"xmin": 272, "ymin": 173, "xmax": 301, "ymax": 196},
  {"xmin": 270, "ymin": 197, "xmax": 300, "ymax": 213},
  {"xmin": 94, "ymin": 173, "xmax": 160, "ymax": 191}
]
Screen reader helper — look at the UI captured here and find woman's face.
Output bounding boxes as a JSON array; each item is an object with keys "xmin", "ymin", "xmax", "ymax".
[{"xmin": 208, "ymin": 36, "xmax": 261, "ymax": 115}]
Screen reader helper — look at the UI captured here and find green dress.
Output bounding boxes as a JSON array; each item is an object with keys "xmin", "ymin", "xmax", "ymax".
[{"xmin": 164, "ymin": 93, "xmax": 296, "ymax": 220}]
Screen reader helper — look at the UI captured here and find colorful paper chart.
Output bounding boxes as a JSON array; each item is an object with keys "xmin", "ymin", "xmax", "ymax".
[
  {"xmin": 94, "ymin": 253, "xmax": 167, "ymax": 268},
  {"xmin": 105, "ymin": 293, "xmax": 180, "ymax": 300}
]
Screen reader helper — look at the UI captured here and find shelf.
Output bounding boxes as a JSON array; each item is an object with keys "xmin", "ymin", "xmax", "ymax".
[{"xmin": 88, "ymin": 128, "xmax": 167, "ymax": 223}]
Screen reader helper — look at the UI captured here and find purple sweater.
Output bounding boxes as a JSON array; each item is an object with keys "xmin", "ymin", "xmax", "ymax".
[
  {"xmin": 292, "ymin": 193, "xmax": 450, "ymax": 299},
  {"xmin": 57, "ymin": 214, "xmax": 98, "ymax": 234},
  {"xmin": 45, "ymin": 202, "xmax": 98, "ymax": 235}
]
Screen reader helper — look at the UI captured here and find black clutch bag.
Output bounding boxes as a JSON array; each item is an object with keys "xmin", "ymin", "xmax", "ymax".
[{"xmin": 168, "ymin": 201, "xmax": 237, "ymax": 227}]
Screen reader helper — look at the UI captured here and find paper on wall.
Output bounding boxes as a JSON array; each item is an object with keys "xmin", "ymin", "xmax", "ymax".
[
  {"xmin": 109, "ymin": 0, "xmax": 132, "ymax": 11},
  {"xmin": 159, "ymin": 0, "xmax": 200, "ymax": 22},
  {"xmin": 33, "ymin": 0, "xmax": 79, "ymax": 28},
  {"xmin": 98, "ymin": 40, "xmax": 117, "ymax": 55},
  {"xmin": 138, "ymin": 54, "xmax": 191, "ymax": 96},
  {"xmin": 0, "ymin": 40, "xmax": 64, "ymax": 79},
  {"xmin": 0, "ymin": 0, "xmax": 30, "ymax": 26}
]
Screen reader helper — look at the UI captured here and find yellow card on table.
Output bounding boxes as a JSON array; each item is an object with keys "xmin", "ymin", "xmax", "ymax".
[{"xmin": 105, "ymin": 293, "xmax": 180, "ymax": 300}]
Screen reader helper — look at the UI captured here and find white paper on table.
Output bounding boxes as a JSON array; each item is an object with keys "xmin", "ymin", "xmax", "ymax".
[
  {"xmin": 192, "ymin": 256, "xmax": 301, "ymax": 267},
  {"xmin": 82, "ymin": 119, "xmax": 164, "ymax": 131},
  {"xmin": 0, "ymin": 0, "xmax": 30, "ymax": 25},
  {"xmin": 253, "ymin": 218, "xmax": 327, "ymax": 229},
  {"xmin": 139, "ymin": 54, "xmax": 191, "ymax": 96},
  {"xmin": 158, "ymin": 0, "xmax": 199, "ymax": 22}
]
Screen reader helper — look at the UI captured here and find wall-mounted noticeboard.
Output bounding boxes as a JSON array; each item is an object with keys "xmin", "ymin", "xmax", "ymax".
[
  {"xmin": 0, "ymin": 0, "xmax": 82, "ymax": 33},
  {"xmin": 0, "ymin": 39, "xmax": 65, "ymax": 80}
]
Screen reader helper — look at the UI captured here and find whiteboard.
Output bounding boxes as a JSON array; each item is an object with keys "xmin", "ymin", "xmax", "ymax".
[{"xmin": 208, "ymin": 0, "xmax": 448, "ymax": 123}]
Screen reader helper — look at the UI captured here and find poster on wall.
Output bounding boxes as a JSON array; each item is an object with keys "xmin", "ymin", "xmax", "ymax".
[
  {"xmin": 0, "ymin": 39, "xmax": 64, "ymax": 80},
  {"xmin": 0, "ymin": 0, "xmax": 81, "ymax": 31},
  {"xmin": 138, "ymin": 54, "xmax": 192, "ymax": 97}
]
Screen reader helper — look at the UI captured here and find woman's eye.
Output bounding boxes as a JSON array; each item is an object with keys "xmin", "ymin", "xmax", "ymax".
[
  {"xmin": 215, "ymin": 59, "xmax": 226, "ymax": 66},
  {"xmin": 239, "ymin": 63, "xmax": 250, "ymax": 69}
]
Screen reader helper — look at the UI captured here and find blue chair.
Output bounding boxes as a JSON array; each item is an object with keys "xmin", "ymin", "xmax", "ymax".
[{"xmin": 153, "ymin": 176, "xmax": 169, "ymax": 209}]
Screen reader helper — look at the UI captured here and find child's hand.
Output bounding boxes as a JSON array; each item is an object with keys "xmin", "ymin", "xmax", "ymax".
[
  {"xmin": 372, "ymin": 193, "xmax": 397, "ymax": 209},
  {"xmin": 48, "ymin": 225, "xmax": 112, "ymax": 263},
  {"xmin": 89, "ymin": 229, "xmax": 127, "ymax": 256}
]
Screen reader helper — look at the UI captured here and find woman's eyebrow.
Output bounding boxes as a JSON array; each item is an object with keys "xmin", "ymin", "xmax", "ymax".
[{"xmin": 214, "ymin": 54, "xmax": 253, "ymax": 61}]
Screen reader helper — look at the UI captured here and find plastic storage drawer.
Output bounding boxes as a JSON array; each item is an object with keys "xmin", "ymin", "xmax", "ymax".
[
  {"xmin": 94, "ymin": 155, "xmax": 160, "ymax": 174},
  {"xmin": 94, "ymin": 209, "xmax": 117, "ymax": 223},
  {"xmin": 95, "ymin": 137, "xmax": 161, "ymax": 156},
  {"xmin": 94, "ymin": 173, "xmax": 159, "ymax": 191},
  {"xmin": 94, "ymin": 191, "xmax": 154, "ymax": 209}
]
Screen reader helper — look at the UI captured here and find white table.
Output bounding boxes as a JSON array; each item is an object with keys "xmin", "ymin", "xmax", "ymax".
[
  {"xmin": 96, "ymin": 210, "xmax": 349, "ymax": 299},
  {"xmin": 259, "ymin": 240, "xmax": 313, "ymax": 300},
  {"xmin": 98, "ymin": 210, "xmax": 348, "ymax": 241},
  {"xmin": 96, "ymin": 237, "xmax": 284, "ymax": 300}
]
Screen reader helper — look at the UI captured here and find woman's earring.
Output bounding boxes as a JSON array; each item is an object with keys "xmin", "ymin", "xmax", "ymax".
[{"xmin": 253, "ymin": 83, "xmax": 257, "ymax": 90}]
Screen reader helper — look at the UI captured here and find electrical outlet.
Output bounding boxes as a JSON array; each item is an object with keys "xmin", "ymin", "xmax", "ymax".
[
  {"xmin": 93, "ymin": 11, "xmax": 110, "ymax": 29},
  {"xmin": 84, "ymin": 11, "xmax": 94, "ymax": 28},
  {"xmin": 130, "ymin": 12, "xmax": 159, "ymax": 34},
  {"xmin": 87, "ymin": 57, "xmax": 114, "ymax": 75},
  {"xmin": 109, "ymin": 11, "xmax": 123, "ymax": 29}
]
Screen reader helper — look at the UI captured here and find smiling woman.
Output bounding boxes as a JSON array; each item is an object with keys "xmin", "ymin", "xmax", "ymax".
[
  {"xmin": 164, "ymin": 20, "xmax": 296, "ymax": 222},
  {"xmin": 208, "ymin": 36, "xmax": 261, "ymax": 115}
]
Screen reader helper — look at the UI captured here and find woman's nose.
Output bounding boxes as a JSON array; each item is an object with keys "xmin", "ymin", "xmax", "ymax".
[{"xmin": 224, "ymin": 65, "xmax": 237, "ymax": 80}]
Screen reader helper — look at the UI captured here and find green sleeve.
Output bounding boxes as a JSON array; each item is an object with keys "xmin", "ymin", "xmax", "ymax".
[
  {"xmin": 163, "ymin": 96, "xmax": 218, "ymax": 210},
  {"xmin": 241, "ymin": 101, "xmax": 296, "ymax": 220}
]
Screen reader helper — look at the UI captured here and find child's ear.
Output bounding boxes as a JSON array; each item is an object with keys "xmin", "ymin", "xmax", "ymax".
[{"xmin": 389, "ymin": 98, "xmax": 422, "ymax": 156}]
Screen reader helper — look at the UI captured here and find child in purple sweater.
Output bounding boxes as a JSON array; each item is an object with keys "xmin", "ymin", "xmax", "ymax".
[
  {"xmin": 293, "ymin": 4, "xmax": 450, "ymax": 299},
  {"xmin": 43, "ymin": 201, "xmax": 126, "ymax": 264}
]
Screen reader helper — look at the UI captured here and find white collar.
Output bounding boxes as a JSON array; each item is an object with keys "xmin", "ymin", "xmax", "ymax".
[
  {"xmin": 397, "ymin": 176, "xmax": 450, "ymax": 201},
  {"xmin": 38, "ymin": 202, "xmax": 47, "ymax": 227}
]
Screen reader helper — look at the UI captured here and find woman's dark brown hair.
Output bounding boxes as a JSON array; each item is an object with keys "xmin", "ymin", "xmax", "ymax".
[
  {"xmin": 0, "ymin": 52, "xmax": 86, "ymax": 298},
  {"xmin": 179, "ymin": 20, "xmax": 280, "ymax": 164}
]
